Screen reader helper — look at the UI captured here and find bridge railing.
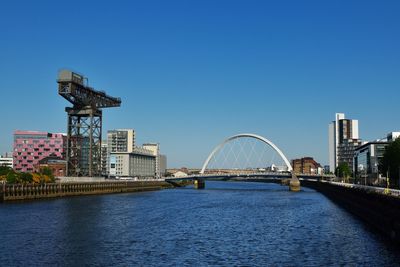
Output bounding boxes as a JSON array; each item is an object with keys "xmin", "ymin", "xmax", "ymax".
[{"xmin": 167, "ymin": 172, "xmax": 335, "ymax": 180}]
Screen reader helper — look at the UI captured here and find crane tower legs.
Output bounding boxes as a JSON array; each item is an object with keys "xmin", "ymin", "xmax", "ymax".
[{"xmin": 66, "ymin": 107, "xmax": 102, "ymax": 177}]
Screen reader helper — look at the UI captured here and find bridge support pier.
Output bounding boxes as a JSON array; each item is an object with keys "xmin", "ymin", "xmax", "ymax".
[
  {"xmin": 289, "ymin": 173, "xmax": 301, "ymax": 192},
  {"xmin": 194, "ymin": 179, "xmax": 205, "ymax": 189}
]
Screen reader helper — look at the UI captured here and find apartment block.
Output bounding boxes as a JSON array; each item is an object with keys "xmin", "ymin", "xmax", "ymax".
[
  {"xmin": 13, "ymin": 131, "xmax": 66, "ymax": 172},
  {"xmin": 328, "ymin": 113, "xmax": 361, "ymax": 172}
]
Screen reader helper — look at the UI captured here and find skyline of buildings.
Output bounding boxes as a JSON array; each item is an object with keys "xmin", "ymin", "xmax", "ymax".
[
  {"xmin": 328, "ymin": 113, "xmax": 400, "ymax": 181},
  {"xmin": 2, "ymin": 114, "xmax": 398, "ymax": 177},
  {"xmin": 4, "ymin": 128, "xmax": 167, "ymax": 179}
]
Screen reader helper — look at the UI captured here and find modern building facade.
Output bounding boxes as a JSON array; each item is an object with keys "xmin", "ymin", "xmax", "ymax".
[
  {"xmin": 337, "ymin": 139, "xmax": 364, "ymax": 170},
  {"xmin": 105, "ymin": 129, "xmax": 166, "ymax": 179},
  {"xmin": 292, "ymin": 157, "xmax": 322, "ymax": 175},
  {"xmin": 107, "ymin": 129, "xmax": 135, "ymax": 153},
  {"xmin": 106, "ymin": 129, "xmax": 135, "ymax": 175},
  {"xmin": 109, "ymin": 150, "xmax": 156, "ymax": 178},
  {"xmin": 13, "ymin": 131, "xmax": 66, "ymax": 172},
  {"xmin": 353, "ymin": 131, "xmax": 400, "ymax": 185},
  {"xmin": 354, "ymin": 141, "xmax": 388, "ymax": 185},
  {"xmin": 328, "ymin": 113, "xmax": 361, "ymax": 172}
]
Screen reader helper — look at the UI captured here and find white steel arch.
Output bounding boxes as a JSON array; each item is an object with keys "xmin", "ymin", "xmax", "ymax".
[{"xmin": 200, "ymin": 133, "xmax": 293, "ymax": 174}]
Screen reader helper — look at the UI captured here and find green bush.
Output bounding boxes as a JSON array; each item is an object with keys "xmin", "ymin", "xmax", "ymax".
[
  {"xmin": 380, "ymin": 138, "xmax": 400, "ymax": 188},
  {"xmin": 0, "ymin": 166, "xmax": 12, "ymax": 176},
  {"xmin": 19, "ymin": 172, "xmax": 33, "ymax": 183},
  {"xmin": 336, "ymin": 162, "xmax": 352, "ymax": 179},
  {"xmin": 6, "ymin": 172, "xmax": 18, "ymax": 184},
  {"xmin": 39, "ymin": 167, "xmax": 55, "ymax": 182}
]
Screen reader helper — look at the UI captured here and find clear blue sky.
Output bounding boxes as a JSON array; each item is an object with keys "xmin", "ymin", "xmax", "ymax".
[{"xmin": 1, "ymin": 0, "xmax": 399, "ymax": 168}]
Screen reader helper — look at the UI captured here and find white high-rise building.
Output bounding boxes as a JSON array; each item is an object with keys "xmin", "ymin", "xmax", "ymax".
[
  {"xmin": 107, "ymin": 129, "xmax": 135, "ymax": 153},
  {"xmin": 106, "ymin": 129, "xmax": 135, "ymax": 175},
  {"xmin": 328, "ymin": 113, "xmax": 361, "ymax": 173}
]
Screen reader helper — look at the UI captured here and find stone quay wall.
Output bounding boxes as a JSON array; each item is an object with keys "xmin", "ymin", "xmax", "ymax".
[
  {"xmin": 0, "ymin": 181, "xmax": 173, "ymax": 202},
  {"xmin": 302, "ymin": 180, "xmax": 400, "ymax": 244}
]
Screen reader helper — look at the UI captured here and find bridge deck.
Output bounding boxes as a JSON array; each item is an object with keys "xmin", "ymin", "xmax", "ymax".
[{"xmin": 166, "ymin": 172, "xmax": 335, "ymax": 182}]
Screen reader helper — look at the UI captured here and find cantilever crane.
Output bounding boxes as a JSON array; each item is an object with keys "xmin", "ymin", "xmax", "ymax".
[{"xmin": 58, "ymin": 70, "xmax": 121, "ymax": 177}]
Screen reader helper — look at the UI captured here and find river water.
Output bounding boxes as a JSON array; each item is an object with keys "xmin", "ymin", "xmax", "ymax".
[{"xmin": 1, "ymin": 181, "xmax": 399, "ymax": 266}]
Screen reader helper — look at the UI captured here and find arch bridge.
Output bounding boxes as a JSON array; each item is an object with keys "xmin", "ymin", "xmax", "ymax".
[{"xmin": 168, "ymin": 133, "xmax": 302, "ymax": 191}]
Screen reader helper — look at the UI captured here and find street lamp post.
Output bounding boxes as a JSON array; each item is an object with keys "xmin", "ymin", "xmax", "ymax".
[
  {"xmin": 364, "ymin": 168, "xmax": 367, "ymax": 186},
  {"xmin": 385, "ymin": 168, "xmax": 390, "ymax": 194}
]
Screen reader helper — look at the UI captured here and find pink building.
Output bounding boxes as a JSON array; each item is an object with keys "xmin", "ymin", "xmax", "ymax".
[{"xmin": 13, "ymin": 131, "xmax": 66, "ymax": 173}]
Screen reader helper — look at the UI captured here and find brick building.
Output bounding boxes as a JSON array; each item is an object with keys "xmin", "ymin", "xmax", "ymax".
[
  {"xmin": 291, "ymin": 157, "xmax": 322, "ymax": 175},
  {"xmin": 34, "ymin": 154, "xmax": 67, "ymax": 177}
]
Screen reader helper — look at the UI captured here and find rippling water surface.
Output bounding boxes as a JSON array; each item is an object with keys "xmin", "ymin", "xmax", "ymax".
[{"xmin": 1, "ymin": 181, "xmax": 400, "ymax": 266}]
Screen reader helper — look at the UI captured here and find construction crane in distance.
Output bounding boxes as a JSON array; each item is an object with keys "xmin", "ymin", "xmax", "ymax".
[{"xmin": 58, "ymin": 70, "xmax": 121, "ymax": 177}]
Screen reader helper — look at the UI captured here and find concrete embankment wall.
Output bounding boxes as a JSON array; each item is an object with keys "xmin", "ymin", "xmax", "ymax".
[
  {"xmin": 302, "ymin": 180, "xmax": 400, "ymax": 244},
  {"xmin": 0, "ymin": 181, "xmax": 174, "ymax": 202}
]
